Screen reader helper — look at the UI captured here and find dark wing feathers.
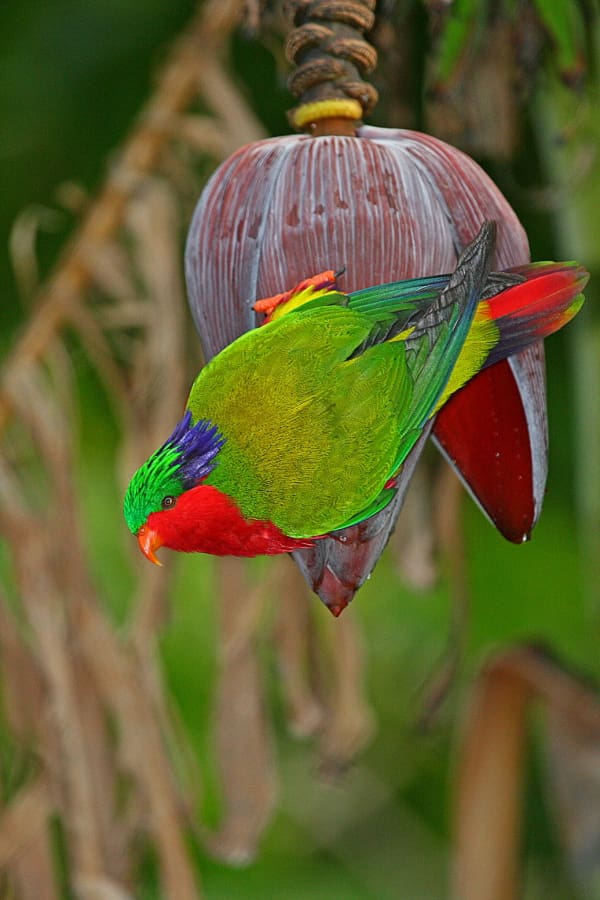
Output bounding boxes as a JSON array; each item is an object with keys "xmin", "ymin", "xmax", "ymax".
[{"xmin": 391, "ymin": 222, "xmax": 497, "ymax": 462}]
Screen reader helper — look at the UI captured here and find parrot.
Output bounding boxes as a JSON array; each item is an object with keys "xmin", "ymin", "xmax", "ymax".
[{"xmin": 123, "ymin": 222, "xmax": 587, "ymax": 579}]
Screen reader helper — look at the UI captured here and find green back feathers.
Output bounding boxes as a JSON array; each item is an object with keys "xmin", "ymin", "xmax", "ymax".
[{"xmin": 187, "ymin": 306, "xmax": 412, "ymax": 537}]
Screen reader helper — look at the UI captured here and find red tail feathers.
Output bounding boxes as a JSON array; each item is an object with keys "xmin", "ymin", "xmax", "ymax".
[
  {"xmin": 489, "ymin": 262, "xmax": 590, "ymax": 338},
  {"xmin": 485, "ymin": 262, "xmax": 588, "ymax": 364}
]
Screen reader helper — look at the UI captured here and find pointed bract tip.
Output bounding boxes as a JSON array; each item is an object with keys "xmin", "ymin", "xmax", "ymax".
[
  {"xmin": 314, "ymin": 565, "xmax": 356, "ymax": 616},
  {"xmin": 327, "ymin": 601, "xmax": 348, "ymax": 618}
]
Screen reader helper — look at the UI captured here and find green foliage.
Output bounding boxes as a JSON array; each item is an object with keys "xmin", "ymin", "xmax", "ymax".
[
  {"xmin": 531, "ymin": 0, "xmax": 586, "ymax": 79},
  {"xmin": 431, "ymin": 0, "xmax": 589, "ymax": 87}
]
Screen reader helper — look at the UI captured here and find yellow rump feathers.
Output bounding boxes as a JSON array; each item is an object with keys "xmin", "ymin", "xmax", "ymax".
[{"xmin": 434, "ymin": 303, "xmax": 499, "ymax": 412}]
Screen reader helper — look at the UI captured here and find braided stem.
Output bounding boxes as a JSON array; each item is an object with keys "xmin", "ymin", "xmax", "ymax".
[{"xmin": 285, "ymin": 0, "xmax": 378, "ymax": 134}]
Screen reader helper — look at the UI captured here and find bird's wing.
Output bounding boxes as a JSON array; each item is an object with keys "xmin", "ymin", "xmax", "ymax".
[{"xmin": 387, "ymin": 221, "xmax": 499, "ymax": 470}]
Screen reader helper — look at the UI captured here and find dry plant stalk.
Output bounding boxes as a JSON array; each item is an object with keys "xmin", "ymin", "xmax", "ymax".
[
  {"xmin": 417, "ymin": 461, "xmax": 470, "ymax": 728},
  {"xmin": 203, "ymin": 558, "xmax": 279, "ymax": 865},
  {"xmin": 0, "ymin": 179, "xmax": 204, "ymax": 897},
  {"xmin": 273, "ymin": 561, "xmax": 325, "ymax": 739},
  {"xmin": 389, "ymin": 460, "xmax": 437, "ymax": 593},
  {"xmin": 452, "ymin": 645, "xmax": 600, "ymax": 900}
]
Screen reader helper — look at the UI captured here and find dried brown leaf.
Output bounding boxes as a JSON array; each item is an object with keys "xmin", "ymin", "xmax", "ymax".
[
  {"xmin": 453, "ymin": 646, "xmax": 600, "ymax": 900},
  {"xmin": 9, "ymin": 206, "xmax": 65, "ymax": 306},
  {"xmin": 0, "ymin": 600, "xmax": 46, "ymax": 741},
  {"xmin": 72, "ymin": 660, "xmax": 132, "ymax": 885},
  {"xmin": 453, "ymin": 659, "xmax": 528, "ymax": 900},
  {"xmin": 75, "ymin": 601, "xmax": 202, "ymax": 899},
  {"xmin": 175, "ymin": 115, "xmax": 231, "ymax": 158},
  {"xmin": 545, "ymin": 704, "xmax": 600, "ymax": 892},
  {"xmin": 71, "ymin": 877, "xmax": 134, "ymax": 900},
  {"xmin": 419, "ymin": 462, "xmax": 470, "ymax": 729},
  {"xmin": 317, "ymin": 612, "xmax": 375, "ymax": 777},
  {"xmin": 0, "ymin": 779, "xmax": 50, "ymax": 868},
  {"xmin": 389, "ymin": 459, "xmax": 437, "ymax": 591},
  {"xmin": 9, "ymin": 830, "xmax": 58, "ymax": 900},
  {"xmin": 125, "ymin": 179, "xmax": 186, "ymax": 427},
  {"xmin": 82, "ymin": 241, "xmax": 140, "ymax": 308},
  {"xmin": 193, "ymin": 56, "xmax": 267, "ymax": 153},
  {"xmin": 272, "ymin": 559, "xmax": 325, "ymax": 738},
  {"xmin": 67, "ymin": 303, "xmax": 132, "ymax": 413},
  {"xmin": 205, "ymin": 558, "xmax": 277, "ymax": 865},
  {"xmin": 1, "ymin": 779, "xmax": 57, "ymax": 900},
  {"xmin": 28, "ymin": 600, "xmax": 106, "ymax": 879}
]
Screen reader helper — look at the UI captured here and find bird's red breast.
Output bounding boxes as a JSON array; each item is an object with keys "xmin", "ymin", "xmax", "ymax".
[{"xmin": 146, "ymin": 484, "xmax": 315, "ymax": 558}]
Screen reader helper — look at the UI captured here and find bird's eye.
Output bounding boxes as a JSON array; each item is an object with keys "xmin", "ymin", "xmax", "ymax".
[{"xmin": 161, "ymin": 495, "xmax": 176, "ymax": 510}]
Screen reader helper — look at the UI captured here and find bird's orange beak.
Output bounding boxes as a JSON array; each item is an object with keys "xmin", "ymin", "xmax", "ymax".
[{"xmin": 137, "ymin": 523, "xmax": 163, "ymax": 566}]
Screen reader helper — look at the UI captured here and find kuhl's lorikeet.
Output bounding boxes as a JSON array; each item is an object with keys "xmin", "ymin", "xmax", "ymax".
[{"xmin": 123, "ymin": 223, "xmax": 587, "ymax": 591}]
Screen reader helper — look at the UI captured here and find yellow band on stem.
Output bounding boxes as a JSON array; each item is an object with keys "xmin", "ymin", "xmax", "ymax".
[{"xmin": 291, "ymin": 98, "xmax": 363, "ymax": 130}]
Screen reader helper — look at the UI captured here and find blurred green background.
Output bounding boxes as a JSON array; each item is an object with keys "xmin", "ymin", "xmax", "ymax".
[{"xmin": 1, "ymin": 1, "xmax": 599, "ymax": 898}]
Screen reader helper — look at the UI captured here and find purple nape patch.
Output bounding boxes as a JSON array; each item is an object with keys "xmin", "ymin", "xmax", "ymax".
[{"xmin": 165, "ymin": 409, "xmax": 225, "ymax": 489}]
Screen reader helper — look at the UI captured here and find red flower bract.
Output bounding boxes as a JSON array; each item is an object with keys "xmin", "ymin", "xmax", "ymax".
[{"xmin": 185, "ymin": 126, "xmax": 546, "ymax": 614}]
